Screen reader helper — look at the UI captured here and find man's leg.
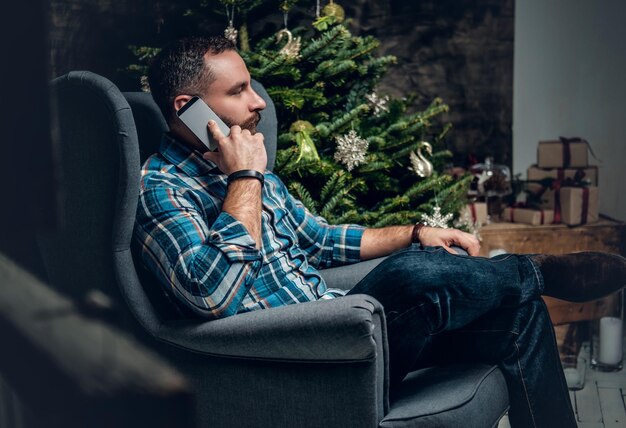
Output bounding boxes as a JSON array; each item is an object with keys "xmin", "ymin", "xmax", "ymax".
[
  {"xmin": 346, "ymin": 245, "xmax": 574, "ymax": 427},
  {"xmin": 412, "ymin": 300, "xmax": 576, "ymax": 427},
  {"xmin": 348, "ymin": 245, "xmax": 545, "ymax": 384}
]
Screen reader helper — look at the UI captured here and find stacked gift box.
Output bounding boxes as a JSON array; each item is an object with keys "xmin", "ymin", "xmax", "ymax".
[
  {"xmin": 504, "ymin": 137, "xmax": 599, "ymax": 226},
  {"xmin": 503, "ymin": 205, "xmax": 555, "ymax": 226},
  {"xmin": 459, "ymin": 202, "xmax": 489, "ymax": 226}
]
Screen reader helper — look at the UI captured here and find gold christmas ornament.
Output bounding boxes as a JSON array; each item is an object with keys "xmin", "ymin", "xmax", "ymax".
[
  {"xmin": 409, "ymin": 141, "xmax": 433, "ymax": 178},
  {"xmin": 140, "ymin": 75, "xmax": 150, "ymax": 92},
  {"xmin": 290, "ymin": 120, "xmax": 320, "ymax": 164},
  {"xmin": 276, "ymin": 28, "xmax": 301, "ymax": 59},
  {"xmin": 290, "ymin": 120, "xmax": 315, "ymax": 133},
  {"xmin": 224, "ymin": 25, "xmax": 238, "ymax": 44},
  {"xmin": 224, "ymin": 3, "xmax": 238, "ymax": 45},
  {"xmin": 322, "ymin": 1, "xmax": 345, "ymax": 22}
]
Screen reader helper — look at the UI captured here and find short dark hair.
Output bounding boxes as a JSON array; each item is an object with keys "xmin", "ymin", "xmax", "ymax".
[{"xmin": 148, "ymin": 36, "xmax": 236, "ymax": 122}]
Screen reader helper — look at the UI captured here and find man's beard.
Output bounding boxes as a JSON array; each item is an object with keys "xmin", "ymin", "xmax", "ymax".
[{"xmin": 223, "ymin": 112, "xmax": 261, "ymax": 134}]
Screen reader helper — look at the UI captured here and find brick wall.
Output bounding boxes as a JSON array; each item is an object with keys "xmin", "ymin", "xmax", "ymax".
[
  {"xmin": 346, "ymin": 0, "xmax": 514, "ymax": 167},
  {"xmin": 49, "ymin": 0, "xmax": 161, "ymax": 89}
]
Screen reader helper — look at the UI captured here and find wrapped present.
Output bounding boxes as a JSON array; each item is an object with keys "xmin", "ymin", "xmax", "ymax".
[
  {"xmin": 537, "ymin": 137, "xmax": 590, "ymax": 168},
  {"xmin": 459, "ymin": 202, "xmax": 488, "ymax": 225},
  {"xmin": 503, "ymin": 206, "xmax": 555, "ymax": 226},
  {"xmin": 541, "ymin": 186, "xmax": 599, "ymax": 225},
  {"xmin": 527, "ymin": 165, "xmax": 598, "ymax": 186}
]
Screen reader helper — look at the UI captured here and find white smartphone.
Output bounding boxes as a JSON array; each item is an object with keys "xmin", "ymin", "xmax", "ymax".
[{"xmin": 176, "ymin": 96, "xmax": 230, "ymax": 151}]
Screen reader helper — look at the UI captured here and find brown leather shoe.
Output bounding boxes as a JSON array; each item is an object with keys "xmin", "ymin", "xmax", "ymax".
[{"xmin": 532, "ymin": 252, "xmax": 626, "ymax": 302}]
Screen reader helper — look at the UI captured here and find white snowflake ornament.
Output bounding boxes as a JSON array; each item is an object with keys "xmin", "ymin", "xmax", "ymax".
[
  {"xmin": 421, "ymin": 206, "xmax": 454, "ymax": 229},
  {"xmin": 365, "ymin": 92, "xmax": 389, "ymax": 117},
  {"xmin": 334, "ymin": 130, "xmax": 369, "ymax": 171}
]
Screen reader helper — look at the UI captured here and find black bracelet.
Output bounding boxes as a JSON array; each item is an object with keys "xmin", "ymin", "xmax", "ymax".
[
  {"xmin": 227, "ymin": 169, "xmax": 265, "ymax": 186},
  {"xmin": 411, "ymin": 223, "xmax": 425, "ymax": 243}
]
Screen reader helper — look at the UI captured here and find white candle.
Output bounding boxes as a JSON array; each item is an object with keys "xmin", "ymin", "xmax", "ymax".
[
  {"xmin": 563, "ymin": 367, "xmax": 580, "ymax": 388},
  {"xmin": 599, "ymin": 316, "xmax": 623, "ymax": 366}
]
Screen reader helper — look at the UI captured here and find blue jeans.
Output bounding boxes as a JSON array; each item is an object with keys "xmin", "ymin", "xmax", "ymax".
[{"xmin": 347, "ymin": 245, "xmax": 576, "ymax": 428}]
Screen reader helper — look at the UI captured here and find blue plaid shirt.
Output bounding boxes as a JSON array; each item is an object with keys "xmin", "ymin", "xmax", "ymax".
[{"xmin": 134, "ymin": 135, "xmax": 365, "ymax": 320}]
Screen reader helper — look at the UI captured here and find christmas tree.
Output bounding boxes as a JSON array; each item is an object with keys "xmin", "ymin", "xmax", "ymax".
[{"xmin": 127, "ymin": 0, "xmax": 472, "ymax": 229}]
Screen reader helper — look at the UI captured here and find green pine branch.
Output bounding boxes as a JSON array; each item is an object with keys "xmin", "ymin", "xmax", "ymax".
[
  {"xmin": 316, "ymin": 104, "xmax": 369, "ymax": 137},
  {"xmin": 307, "ymin": 59, "xmax": 358, "ymax": 83},
  {"xmin": 300, "ymin": 25, "xmax": 350, "ymax": 60},
  {"xmin": 267, "ymin": 86, "xmax": 327, "ymax": 112},
  {"xmin": 288, "ymin": 181, "xmax": 319, "ymax": 215}
]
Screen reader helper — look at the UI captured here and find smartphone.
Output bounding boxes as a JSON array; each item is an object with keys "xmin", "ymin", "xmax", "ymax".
[{"xmin": 176, "ymin": 96, "xmax": 230, "ymax": 151}]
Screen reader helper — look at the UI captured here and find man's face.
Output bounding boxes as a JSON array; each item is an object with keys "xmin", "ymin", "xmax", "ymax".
[{"xmin": 201, "ymin": 50, "xmax": 266, "ymax": 133}]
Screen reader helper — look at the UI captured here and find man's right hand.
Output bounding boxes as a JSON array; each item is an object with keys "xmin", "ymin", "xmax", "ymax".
[
  {"xmin": 417, "ymin": 226, "xmax": 481, "ymax": 256},
  {"xmin": 202, "ymin": 120, "xmax": 267, "ymax": 174}
]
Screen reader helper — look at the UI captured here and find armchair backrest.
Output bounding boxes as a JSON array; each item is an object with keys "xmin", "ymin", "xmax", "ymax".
[{"xmin": 42, "ymin": 71, "xmax": 142, "ymax": 330}]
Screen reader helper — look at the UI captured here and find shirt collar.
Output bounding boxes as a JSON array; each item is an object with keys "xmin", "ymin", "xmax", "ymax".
[{"xmin": 159, "ymin": 134, "xmax": 221, "ymax": 177}]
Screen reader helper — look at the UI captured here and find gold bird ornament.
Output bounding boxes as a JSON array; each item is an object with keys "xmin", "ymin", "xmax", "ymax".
[
  {"xmin": 276, "ymin": 28, "xmax": 301, "ymax": 59},
  {"xmin": 409, "ymin": 141, "xmax": 433, "ymax": 178}
]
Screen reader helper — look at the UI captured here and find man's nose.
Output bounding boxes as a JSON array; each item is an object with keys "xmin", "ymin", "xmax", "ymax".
[{"xmin": 250, "ymin": 89, "xmax": 267, "ymax": 111}]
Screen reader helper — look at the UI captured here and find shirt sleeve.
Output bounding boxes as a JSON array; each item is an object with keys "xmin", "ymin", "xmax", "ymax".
[
  {"xmin": 273, "ymin": 174, "xmax": 365, "ymax": 269},
  {"xmin": 134, "ymin": 186, "xmax": 262, "ymax": 320}
]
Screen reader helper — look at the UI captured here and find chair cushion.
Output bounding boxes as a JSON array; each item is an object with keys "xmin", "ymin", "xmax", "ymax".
[
  {"xmin": 380, "ymin": 364, "xmax": 508, "ymax": 428},
  {"xmin": 319, "ymin": 257, "xmax": 387, "ymax": 291}
]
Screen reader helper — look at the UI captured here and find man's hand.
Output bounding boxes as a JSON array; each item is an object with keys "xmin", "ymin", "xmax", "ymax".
[
  {"xmin": 202, "ymin": 121, "xmax": 267, "ymax": 174},
  {"xmin": 202, "ymin": 121, "xmax": 266, "ymax": 248},
  {"xmin": 417, "ymin": 226, "xmax": 480, "ymax": 256}
]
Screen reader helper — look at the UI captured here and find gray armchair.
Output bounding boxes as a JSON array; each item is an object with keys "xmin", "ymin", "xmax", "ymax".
[{"xmin": 46, "ymin": 70, "xmax": 509, "ymax": 427}]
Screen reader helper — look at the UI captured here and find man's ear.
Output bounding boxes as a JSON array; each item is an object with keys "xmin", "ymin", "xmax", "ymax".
[{"xmin": 173, "ymin": 94, "xmax": 194, "ymax": 113}]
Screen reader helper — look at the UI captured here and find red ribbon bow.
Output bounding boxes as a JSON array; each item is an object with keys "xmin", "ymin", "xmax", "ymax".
[
  {"xmin": 558, "ymin": 136, "xmax": 602, "ymax": 166},
  {"xmin": 549, "ymin": 177, "xmax": 590, "ymax": 225}
]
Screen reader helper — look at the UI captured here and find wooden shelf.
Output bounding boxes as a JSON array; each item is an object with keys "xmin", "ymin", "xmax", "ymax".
[{"xmin": 478, "ymin": 217, "xmax": 626, "ymax": 258}]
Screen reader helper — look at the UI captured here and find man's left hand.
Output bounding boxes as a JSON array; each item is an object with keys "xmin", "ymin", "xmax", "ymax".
[{"xmin": 417, "ymin": 226, "xmax": 480, "ymax": 256}]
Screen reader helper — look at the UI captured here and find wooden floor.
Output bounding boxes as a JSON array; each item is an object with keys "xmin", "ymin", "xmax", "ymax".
[{"xmin": 498, "ymin": 342, "xmax": 626, "ymax": 428}]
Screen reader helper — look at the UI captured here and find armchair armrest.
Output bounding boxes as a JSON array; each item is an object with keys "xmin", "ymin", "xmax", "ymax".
[{"xmin": 157, "ymin": 294, "xmax": 386, "ymax": 363}]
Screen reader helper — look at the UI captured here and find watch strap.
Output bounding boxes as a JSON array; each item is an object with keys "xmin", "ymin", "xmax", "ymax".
[
  {"xmin": 227, "ymin": 169, "xmax": 265, "ymax": 186},
  {"xmin": 411, "ymin": 223, "xmax": 425, "ymax": 244}
]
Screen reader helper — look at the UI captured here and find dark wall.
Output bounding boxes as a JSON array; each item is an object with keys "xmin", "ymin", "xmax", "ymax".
[
  {"xmin": 2, "ymin": 1, "xmax": 55, "ymax": 276},
  {"xmin": 49, "ymin": 0, "xmax": 164, "ymax": 88},
  {"xmin": 49, "ymin": 0, "xmax": 514, "ymax": 167},
  {"xmin": 347, "ymin": 0, "xmax": 514, "ymax": 167}
]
